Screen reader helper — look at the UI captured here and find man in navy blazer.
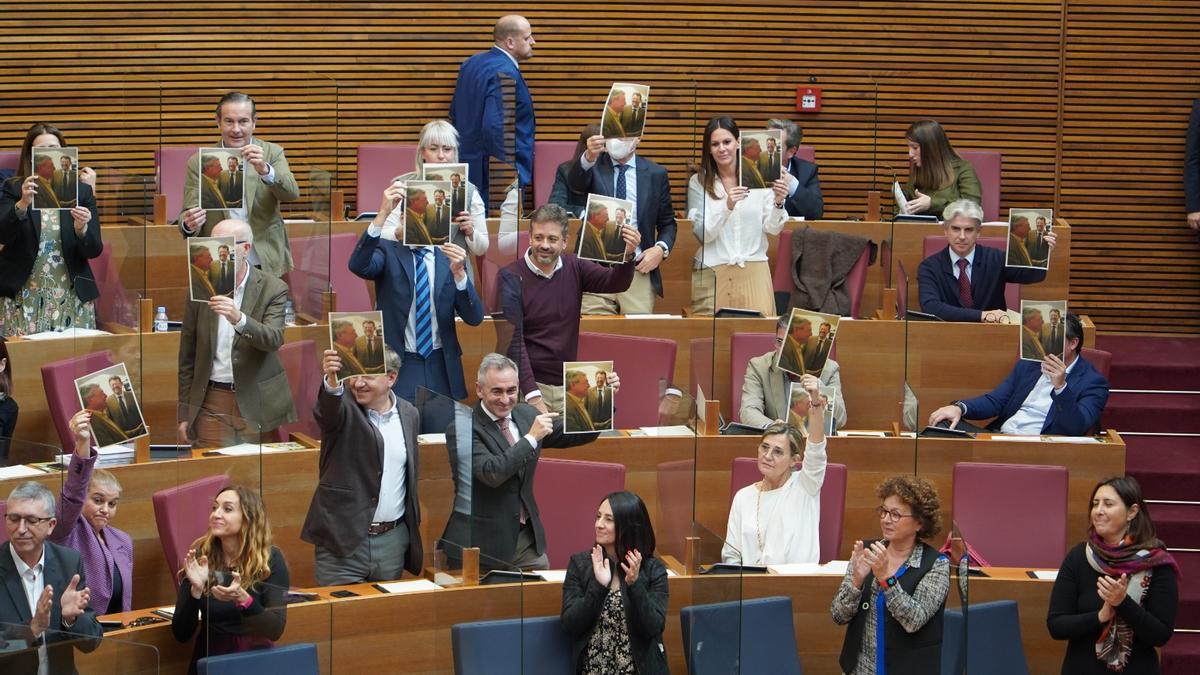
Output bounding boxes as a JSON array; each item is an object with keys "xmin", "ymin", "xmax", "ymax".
[
  {"xmin": 928, "ymin": 313, "xmax": 1110, "ymax": 436},
  {"xmin": 349, "ymin": 185, "xmax": 485, "ymax": 404},
  {"xmin": 566, "ymin": 134, "xmax": 676, "ymax": 314},
  {"xmin": 449, "ymin": 15, "xmax": 536, "ymax": 207},
  {"xmin": 918, "ymin": 199, "xmax": 1056, "ymax": 322},
  {"xmin": 768, "ymin": 118, "xmax": 824, "ymax": 220}
]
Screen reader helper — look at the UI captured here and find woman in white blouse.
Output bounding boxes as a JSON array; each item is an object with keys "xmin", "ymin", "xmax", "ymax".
[
  {"xmin": 689, "ymin": 116, "xmax": 790, "ymax": 316},
  {"xmin": 722, "ymin": 373, "xmax": 828, "ymax": 566}
]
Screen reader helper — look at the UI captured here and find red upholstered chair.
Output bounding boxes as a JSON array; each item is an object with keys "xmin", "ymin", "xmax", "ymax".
[
  {"xmin": 655, "ymin": 458, "xmax": 696, "ymax": 560},
  {"xmin": 90, "ymin": 242, "xmax": 139, "ymax": 332},
  {"xmin": 152, "ymin": 474, "xmax": 229, "ymax": 580},
  {"xmin": 958, "ymin": 150, "xmax": 1002, "ymax": 222},
  {"xmin": 794, "ymin": 145, "xmax": 816, "ymax": 163},
  {"xmin": 952, "ymin": 462, "xmax": 1067, "ymax": 568},
  {"xmin": 356, "ymin": 144, "xmax": 417, "ymax": 215},
  {"xmin": 532, "ymin": 458, "xmax": 625, "ymax": 567},
  {"xmin": 578, "ymin": 332, "xmax": 677, "ymax": 429},
  {"xmin": 1081, "ymin": 347, "xmax": 1112, "ymax": 381},
  {"xmin": 275, "ymin": 339, "xmax": 321, "ymax": 442},
  {"xmin": 844, "ymin": 246, "xmax": 871, "ymax": 319},
  {"xmin": 922, "ymin": 235, "xmax": 1019, "ymax": 309},
  {"xmin": 40, "ymin": 351, "xmax": 116, "ymax": 450},
  {"xmin": 481, "ymin": 230, "xmax": 529, "ymax": 314},
  {"xmin": 688, "ymin": 337, "xmax": 714, "ymax": 408},
  {"xmin": 156, "ymin": 146, "xmax": 195, "ymax": 224},
  {"xmin": 730, "ymin": 333, "xmax": 777, "ymax": 422},
  {"xmin": 0, "ymin": 150, "xmax": 19, "ymax": 173},
  {"xmin": 773, "ymin": 230, "xmax": 871, "ymax": 318},
  {"xmin": 729, "ymin": 457, "xmax": 847, "ymax": 563},
  {"xmin": 533, "ymin": 140, "xmax": 577, "ymax": 207},
  {"xmin": 328, "ymin": 232, "xmax": 373, "ymax": 312}
]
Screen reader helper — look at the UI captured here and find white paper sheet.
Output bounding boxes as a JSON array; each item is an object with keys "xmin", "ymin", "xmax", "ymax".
[
  {"xmin": 373, "ymin": 579, "xmax": 442, "ymax": 594},
  {"xmin": 768, "ymin": 560, "xmax": 850, "ymax": 576},
  {"xmin": 0, "ymin": 465, "xmax": 48, "ymax": 480}
]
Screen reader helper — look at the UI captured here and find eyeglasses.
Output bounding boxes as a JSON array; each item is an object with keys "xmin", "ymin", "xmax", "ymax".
[
  {"xmin": 5, "ymin": 513, "xmax": 53, "ymax": 527},
  {"xmin": 875, "ymin": 507, "xmax": 915, "ymax": 522}
]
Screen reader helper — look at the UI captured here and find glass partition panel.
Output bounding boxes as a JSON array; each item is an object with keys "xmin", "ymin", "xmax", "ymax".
[
  {"xmin": 194, "ymin": 579, "xmax": 330, "ymax": 673},
  {"xmin": 15, "ymin": 623, "xmax": 161, "ymax": 674},
  {"xmin": 678, "ymin": 523, "xmax": 746, "ymax": 674}
]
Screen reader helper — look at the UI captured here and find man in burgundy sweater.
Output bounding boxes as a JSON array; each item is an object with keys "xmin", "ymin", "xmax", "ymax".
[{"xmin": 498, "ymin": 203, "xmax": 639, "ymax": 413}]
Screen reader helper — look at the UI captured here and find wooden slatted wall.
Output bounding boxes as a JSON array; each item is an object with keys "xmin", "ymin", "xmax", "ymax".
[{"xmin": 1, "ymin": 1, "xmax": 1197, "ymax": 332}]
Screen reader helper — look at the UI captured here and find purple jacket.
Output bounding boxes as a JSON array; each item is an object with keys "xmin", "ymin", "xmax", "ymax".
[{"xmin": 50, "ymin": 450, "xmax": 134, "ymax": 615}]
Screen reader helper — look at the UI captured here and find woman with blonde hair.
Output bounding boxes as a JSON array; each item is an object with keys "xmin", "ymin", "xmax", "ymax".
[
  {"xmin": 171, "ymin": 485, "xmax": 289, "ymax": 674},
  {"xmin": 898, "ymin": 119, "xmax": 981, "ymax": 216}
]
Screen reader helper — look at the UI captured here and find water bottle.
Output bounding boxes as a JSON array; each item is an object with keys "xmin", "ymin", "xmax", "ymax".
[
  {"xmin": 283, "ymin": 300, "xmax": 296, "ymax": 327},
  {"xmin": 154, "ymin": 306, "xmax": 168, "ymax": 333}
]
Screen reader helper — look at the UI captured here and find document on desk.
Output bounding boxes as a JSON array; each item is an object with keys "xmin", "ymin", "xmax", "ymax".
[
  {"xmin": 1028, "ymin": 570, "xmax": 1059, "ymax": 581},
  {"xmin": 374, "ymin": 579, "xmax": 441, "ymax": 594},
  {"xmin": 768, "ymin": 561, "xmax": 849, "ymax": 576},
  {"xmin": 621, "ymin": 314, "xmax": 681, "ymax": 319},
  {"xmin": 1045, "ymin": 436, "xmax": 1101, "ymax": 443},
  {"xmin": 987, "ymin": 435, "xmax": 1043, "ymax": 443},
  {"xmin": 417, "ymin": 433, "xmax": 447, "ymax": 445},
  {"xmin": 635, "ymin": 425, "xmax": 695, "ymax": 437},
  {"xmin": 211, "ymin": 443, "xmax": 295, "ymax": 456},
  {"xmin": 0, "ymin": 465, "xmax": 47, "ymax": 480}
]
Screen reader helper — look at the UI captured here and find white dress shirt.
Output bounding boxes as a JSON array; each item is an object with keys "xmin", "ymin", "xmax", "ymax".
[
  {"xmin": 523, "ymin": 247, "xmax": 563, "ymax": 279},
  {"xmin": 688, "ymin": 173, "xmax": 787, "ymax": 269},
  {"xmin": 1000, "ymin": 357, "xmax": 1078, "ymax": 435},
  {"xmin": 323, "ymin": 381, "xmax": 408, "ymax": 523},
  {"xmin": 209, "ymin": 266, "xmax": 251, "ymax": 384},
  {"xmin": 9, "ymin": 542, "xmax": 48, "ymax": 674}
]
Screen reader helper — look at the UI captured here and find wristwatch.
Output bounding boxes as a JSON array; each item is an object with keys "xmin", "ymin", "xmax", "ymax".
[
  {"xmin": 655, "ymin": 242, "xmax": 669, "ymax": 259},
  {"xmin": 952, "ymin": 400, "xmax": 967, "ymax": 416}
]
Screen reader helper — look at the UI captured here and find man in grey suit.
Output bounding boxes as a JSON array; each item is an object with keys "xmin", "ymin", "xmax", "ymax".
[
  {"xmin": 177, "ymin": 219, "xmax": 295, "ymax": 448},
  {"xmin": 1, "ymin": 482, "xmax": 102, "ymax": 674},
  {"xmin": 441, "ymin": 354, "xmax": 615, "ymax": 571},
  {"xmin": 301, "ymin": 345, "xmax": 422, "ymax": 585},
  {"xmin": 740, "ymin": 315, "xmax": 847, "ymax": 429}
]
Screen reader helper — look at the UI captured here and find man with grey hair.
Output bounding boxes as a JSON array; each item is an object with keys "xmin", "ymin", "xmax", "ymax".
[
  {"xmin": 302, "ymin": 344, "xmax": 422, "ymax": 585},
  {"xmin": 1021, "ymin": 307, "xmax": 1047, "ymax": 360},
  {"xmin": 439, "ymin": 353, "xmax": 615, "ymax": 571},
  {"xmin": 917, "ymin": 199, "xmax": 1056, "ymax": 322},
  {"xmin": 178, "ymin": 218, "xmax": 295, "ymax": 447},
  {"xmin": 1, "ymin": 482, "xmax": 102, "ymax": 672},
  {"xmin": 767, "ymin": 118, "xmax": 824, "ymax": 219}
]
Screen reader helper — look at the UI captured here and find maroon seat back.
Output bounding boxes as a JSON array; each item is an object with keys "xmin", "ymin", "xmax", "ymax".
[
  {"xmin": 952, "ymin": 462, "xmax": 1067, "ymax": 568},
  {"xmin": 533, "ymin": 140, "xmax": 576, "ymax": 207},
  {"xmin": 958, "ymin": 150, "xmax": 1002, "ymax": 222},
  {"xmin": 40, "ymin": 351, "xmax": 116, "ymax": 450},
  {"xmin": 0, "ymin": 150, "xmax": 18, "ymax": 172},
  {"xmin": 772, "ymin": 229, "xmax": 795, "ymax": 293},
  {"xmin": 89, "ymin": 242, "xmax": 137, "ymax": 329},
  {"xmin": 794, "ymin": 145, "xmax": 816, "ymax": 163},
  {"xmin": 655, "ymin": 458, "xmax": 696, "ymax": 560},
  {"xmin": 152, "ymin": 474, "xmax": 230, "ymax": 580},
  {"xmin": 329, "ymin": 232, "xmax": 373, "ymax": 312},
  {"xmin": 156, "ymin": 146, "xmax": 195, "ymax": 223},
  {"xmin": 275, "ymin": 339, "xmax": 321, "ymax": 442},
  {"xmin": 730, "ymin": 457, "xmax": 847, "ymax": 563},
  {"xmin": 845, "ymin": 245, "xmax": 872, "ymax": 319},
  {"xmin": 1081, "ymin": 347, "xmax": 1112, "ymax": 381},
  {"xmin": 688, "ymin": 337, "xmax": 714, "ymax": 409},
  {"xmin": 356, "ymin": 144, "xmax": 417, "ymax": 215},
  {"xmin": 578, "ymin": 332, "xmax": 677, "ymax": 429},
  {"xmin": 922, "ymin": 235, "xmax": 1019, "ymax": 308},
  {"xmin": 481, "ymin": 231, "xmax": 529, "ymax": 314},
  {"xmin": 532, "ymin": 458, "xmax": 625, "ymax": 567},
  {"xmin": 730, "ymin": 333, "xmax": 777, "ymax": 422}
]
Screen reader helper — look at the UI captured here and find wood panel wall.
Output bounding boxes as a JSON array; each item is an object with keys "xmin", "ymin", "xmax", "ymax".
[{"xmin": 1, "ymin": 1, "xmax": 1197, "ymax": 332}]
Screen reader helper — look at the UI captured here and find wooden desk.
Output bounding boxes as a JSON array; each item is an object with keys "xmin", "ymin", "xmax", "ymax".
[{"xmin": 91, "ymin": 567, "xmax": 1066, "ymax": 674}]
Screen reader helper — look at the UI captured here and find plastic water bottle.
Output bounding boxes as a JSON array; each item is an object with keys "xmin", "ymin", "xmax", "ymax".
[
  {"xmin": 283, "ymin": 300, "xmax": 296, "ymax": 327},
  {"xmin": 154, "ymin": 306, "xmax": 168, "ymax": 332}
]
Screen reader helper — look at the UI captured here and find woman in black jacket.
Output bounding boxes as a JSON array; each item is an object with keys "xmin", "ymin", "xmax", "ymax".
[
  {"xmin": 0, "ymin": 122, "xmax": 102, "ymax": 336},
  {"xmin": 561, "ymin": 490, "xmax": 669, "ymax": 674}
]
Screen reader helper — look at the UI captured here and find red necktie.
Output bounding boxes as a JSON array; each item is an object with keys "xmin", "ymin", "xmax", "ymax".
[{"xmin": 956, "ymin": 258, "xmax": 973, "ymax": 308}]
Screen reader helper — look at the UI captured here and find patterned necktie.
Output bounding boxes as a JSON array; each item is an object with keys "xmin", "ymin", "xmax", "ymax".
[
  {"xmin": 615, "ymin": 163, "xmax": 628, "ymax": 200},
  {"xmin": 497, "ymin": 417, "xmax": 516, "ymax": 445},
  {"xmin": 956, "ymin": 258, "xmax": 973, "ymax": 308},
  {"xmin": 412, "ymin": 248, "xmax": 433, "ymax": 357}
]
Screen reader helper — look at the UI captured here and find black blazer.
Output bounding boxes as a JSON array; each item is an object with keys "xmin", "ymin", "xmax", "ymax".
[
  {"xmin": 300, "ymin": 385, "xmax": 423, "ymax": 574},
  {"xmin": 784, "ymin": 155, "xmax": 825, "ymax": 220},
  {"xmin": 548, "ymin": 161, "xmax": 588, "ymax": 218},
  {"xmin": 917, "ymin": 243, "xmax": 1046, "ymax": 322},
  {"xmin": 566, "ymin": 153, "xmax": 678, "ymax": 297},
  {"xmin": 561, "ymin": 550, "xmax": 670, "ymax": 675},
  {"xmin": 0, "ymin": 541, "xmax": 103, "ymax": 675},
  {"xmin": 0, "ymin": 177, "xmax": 102, "ymax": 302}
]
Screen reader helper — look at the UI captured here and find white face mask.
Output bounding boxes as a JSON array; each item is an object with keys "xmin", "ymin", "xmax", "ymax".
[{"xmin": 605, "ymin": 138, "xmax": 637, "ymax": 161}]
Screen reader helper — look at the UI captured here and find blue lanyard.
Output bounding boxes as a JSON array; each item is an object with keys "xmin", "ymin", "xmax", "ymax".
[{"xmin": 874, "ymin": 563, "xmax": 910, "ymax": 675}]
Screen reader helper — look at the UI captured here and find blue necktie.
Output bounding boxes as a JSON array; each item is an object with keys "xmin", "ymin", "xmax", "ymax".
[
  {"xmin": 615, "ymin": 163, "xmax": 628, "ymax": 200},
  {"xmin": 412, "ymin": 248, "xmax": 433, "ymax": 358}
]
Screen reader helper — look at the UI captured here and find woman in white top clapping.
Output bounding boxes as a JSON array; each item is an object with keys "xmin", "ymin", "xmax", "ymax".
[
  {"xmin": 689, "ymin": 115, "xmax": 790, "ymax": 316},
  {"xmin": 722, "ymin": 373, "xmax": 828, "ymax": 566}
]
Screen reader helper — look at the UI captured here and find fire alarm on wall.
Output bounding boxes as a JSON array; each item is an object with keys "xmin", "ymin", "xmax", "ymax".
[{"xmin": 796, "ymin": 86, "xmax": 822, "ymax": 113}]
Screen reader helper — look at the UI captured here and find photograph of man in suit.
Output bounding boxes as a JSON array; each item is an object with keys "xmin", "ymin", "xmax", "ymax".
[
  {"xmin": 31, "ymin": 153, "xmax": 61, "ymax": 209},
  {"xmin": 1007, "ymin": 215, "xmax": 1035, "ymax": 267},
  {"xmin": 189, "ymin": 242, "xmax": 217, "ymax": 300},
  {"xmin": 450, "ymin": 172, "xmax": 467, "ymax": 215},
  {"xmin": 404, "ymin": 187, "xmax": 434, "ymax": 246},
  {"xmin": 0, "ymin": 482, "xmax": 102, "ymax": 674},
  {"xmin": 208, "ymin": 243, "xmax": 235, "ymax": 295},
  {"xmin": 105, "ymin": 374, "xmax": 145, "ymax": 438},
  {"xmin": 586, "ymin": 370, "xmax": 613, "ymax": 428},
  {"xmin": 1041, "ymin": 307, "xmax": 1064, "ymax": 356},
  {"xmin": 1020, "ymin": 306, "xmax": 1048, "ymax": 361},
  {"xmin": 53, "ymin": 153, "xmax": 78, "ymax": 207},
  {"xmin": 331, "ymin": 319, "xmax": 367, "ymax": 378},
  {"xmin": 179, "ymin": 91, "xmax": 302, "ymax": 278},
  {"xmin": 760, "ymin": 136, "xmax": 782, "ymax": 183},
  {"xmin": 429, "ymin": 189, "xmax": 452, "ymax": 243},
  {"xmin": 353, "ymin": 319, "xmax": 385, "ymax": 374},
  {"xmin": 805, "ymin": 321, "xmax": 835, "ymax": 376},
  {"xmin": 177, "ymin": 218, "xmax": 295, "ymax": 447},
  {"xmin": 622, "ymin": 91, "xmax": 647, "ymax": 137},
  {"xmin": 301, "ymin": 346, "xmax": 423, "ymax": 585},
  {"xmin": 564, "ymin": 369, "xmax": 598, "ymax": 433},
  {"xmin": 440, "ymin": 354, "xmax": 608, "ymax": 570},
  {"xmin": 739, "ymin": 137, "xmax": 767, "ymax": 189},
  {"xmin": 768, "ymin": 118, "xmax": 824, "ymax": 219},
  {"xmin": 449, "ymin": 15, "xmax": 536, "ymax": 207},
  {"xmin": 602, "ymin": 90, "xmax": 628, "ymax": 139},
  {"xmin": 775, "ymin": 314, "xmax": 813, "ymax": 377},
  {"xmin": 1026, "ymin": 215, "xmax": 1051, "ymax": 266},
  {"xmin": 578, "ymin": 201, "xmax": 625, "ymax": 263},
  {"xmin": 220, "ymin": 155, "xmax": 243, "ymax": 208},
  {"xmin": 198, "ymin": 154, "xmax": 229, "ymax": 210},
  {"xmin": 740, "ymin": 314, "xmax": 847, "ymax": 429},
  {"xmin": 79, "ymin": 383, "xmax": 127, "ymax": 447}
]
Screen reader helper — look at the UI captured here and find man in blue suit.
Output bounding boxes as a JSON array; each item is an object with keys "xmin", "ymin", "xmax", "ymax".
[
  {"xmin": 349, "ymin": 183, "xmax": 485, "ymax": 405},
  {"xmin": 768, "ymin": 118, "xmax": 824, "ymax": 220},
  {"xmin": 566, "ymin": 134, "xmax": 677, "ymax": 314},
  {"xmin": 928, "ymin": 313, "xmax": 1110, "ymax": 436},
  {"xmin": 918, "ymin": 199, "xmax": 1056, "ymax": 322},
  {"xmin": 449, "ymin": 15, "xmax": 536, "ymax": 208}
]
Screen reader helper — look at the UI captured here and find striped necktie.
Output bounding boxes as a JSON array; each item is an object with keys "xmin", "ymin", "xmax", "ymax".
[{"xmin": 413, "ymin": 248, "xmax": 433, "ymax": 357}]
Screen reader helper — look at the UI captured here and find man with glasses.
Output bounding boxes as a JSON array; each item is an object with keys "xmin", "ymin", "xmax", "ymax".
[
  {"xmin": 1, "ymin": 482, "xmax": 102, "ymax": 673},
  {"xmin": 739, "ymin": 314, "xmax": 847, "ymax": 430}
]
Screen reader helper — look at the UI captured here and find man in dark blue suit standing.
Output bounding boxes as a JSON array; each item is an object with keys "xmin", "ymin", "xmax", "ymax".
[
  {"xmin": 928, "ymin": 313, "xmax": 1110, "ymax": 436},
  {"xmin": 449, "ymin": 15, "xmax": 536, "ymax": 208},
  {"xmin": 567, "ymin": 134, "xmax": 677, "ymax": 314},
  {"xmin": 349, "ymin": 183, "xmax": 485, "ymax": 404},
  {"xmin": 768, "ymin": 118, "xmax": 824, "ymax": 220},
  {"xmin": 918, "ymin": 199, "xmax": 1056, "ymax": 322}
]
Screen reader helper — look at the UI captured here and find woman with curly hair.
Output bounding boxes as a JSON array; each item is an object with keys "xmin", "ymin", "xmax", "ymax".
[
  {"xmin": 171, "ymin": 485, "xmax": 289, "ymax": 674},
  {"xmin": 831, "ymin": 474, "xmax": 950, "ymax": 674}
]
